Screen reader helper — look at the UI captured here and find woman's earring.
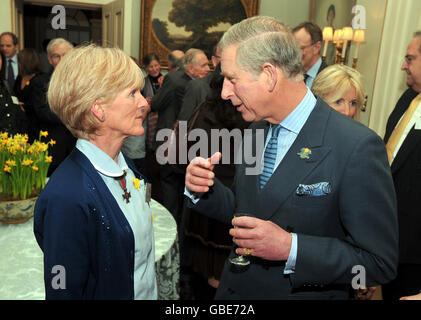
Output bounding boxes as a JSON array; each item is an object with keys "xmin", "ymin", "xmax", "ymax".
[{"xmin": 101, "ymin": 115, "xmax": 106, "ymax": 121}]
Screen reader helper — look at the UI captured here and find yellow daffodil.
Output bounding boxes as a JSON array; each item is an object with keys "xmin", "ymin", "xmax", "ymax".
[
  {"xmin": 5, "ymin": 160, "xmax": 16, "ymax": 167},
  {"xmin": 22, "ymin": 159, "xmax": 34, "ymax": 166},
  {"xmin": 49, "ymin": 139, "xmax": 56, "ymax": 146},
  {"xmin": 133, "ymin": 177, "xmax": 141, "ymax": 190},
  {"xmin": 1, "ymin": 130, "xmax": 54, "ymax": 200}
]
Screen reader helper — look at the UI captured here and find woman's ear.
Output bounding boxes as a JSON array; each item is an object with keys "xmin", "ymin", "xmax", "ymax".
[
  {"xmin": 91, "ymin": 101, "xmax": 106, "ymax": 122},
  {"xmin": 262, "ymin": 63, "xmax": 278, "ymax": 92}
]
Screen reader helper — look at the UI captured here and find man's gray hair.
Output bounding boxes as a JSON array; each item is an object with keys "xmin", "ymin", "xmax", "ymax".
[
  {"xmin": 182, "ymin": 48, "xmax": 205, "ymax": 71},
  {"xmin": 219, "ymin": 16, "xmax": 302, "ymax": 80},
  {"xmin": 47, "ymin": 38, "xmax": 74, "ymax": 56}
]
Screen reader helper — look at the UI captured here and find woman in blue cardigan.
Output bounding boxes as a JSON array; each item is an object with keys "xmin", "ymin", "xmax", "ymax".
[{"xmin": 33, "ymin": 44, "xmax": 156, "ymax": 300}]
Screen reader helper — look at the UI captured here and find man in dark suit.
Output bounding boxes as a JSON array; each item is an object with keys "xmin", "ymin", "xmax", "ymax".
[
  {"xmin": 382, "ymin": 31, "xmax": 421, "ymax": 301},
  {"xmin": 178, "ymin": 44, "xmax": 221, "ymax": 121},
  {"xmin": 293, "ymin": 22, "xmax": 328, "ymax": 89},
  {"xmin": 151, "ymin": 48, "xmax": 210, "ymax": 220},
  {"xmin": 31, "ymin": 38, "xmax": 76, "ymax": 176},
  {"xmin": 167, "ymin": 50, "xmax": 184, "ymax": 72},
  {"xmin": 184, "ymin": 16, "xmax": 398, "ymax": 299}
]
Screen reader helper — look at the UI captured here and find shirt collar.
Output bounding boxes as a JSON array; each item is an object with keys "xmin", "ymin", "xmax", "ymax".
[
  {"xmin": 306, "ymin": 57, "xmax": 322, "ymax": 79},
  {"xmin": 8, "ymin": 55, "xmax": 17, "ymax": 63},
  {"xmin": 278, "ymin": 88, "xmax": 317, "ymax": 134},
  {"xmin": 76, "ymin": 138, "xmax": 128, "ymax": 178}
]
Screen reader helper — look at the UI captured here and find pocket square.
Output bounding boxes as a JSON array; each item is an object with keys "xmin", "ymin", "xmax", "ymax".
[{"xmin": 296, "ymin": 182, "xmax": 332, "ymax": 197}]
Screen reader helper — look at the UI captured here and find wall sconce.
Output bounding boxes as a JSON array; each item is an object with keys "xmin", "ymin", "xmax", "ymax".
[
  {"xmin": 327, "ymin": 27, "xmax": 366, "ymax": 68},
  {"xmin": 322, "ymin": 26, "xmax": 333, "ymax": 61},
  {"xmin": 352, "ymin": 29, "xmax": 366, "ymax": 68}
]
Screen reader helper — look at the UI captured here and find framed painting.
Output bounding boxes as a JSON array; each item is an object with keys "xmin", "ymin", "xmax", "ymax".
[{"xmin": 140, "ymin": 0, "xmax": 260, "ymax": 68}]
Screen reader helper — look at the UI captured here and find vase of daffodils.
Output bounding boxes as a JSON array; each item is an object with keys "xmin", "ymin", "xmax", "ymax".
[{"xmin": 0, "ymin": 131, "xmax": 54, "ymax": 224}]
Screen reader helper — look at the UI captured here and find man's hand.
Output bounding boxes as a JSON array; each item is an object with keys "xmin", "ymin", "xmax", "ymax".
[
  {"xmin": 185, "ymin": 152, "xmax": 221, "ymax": 194},
  {"xmin": 230, "ymin": 216, "xmax": 292, "ymax": 261},
  {"xmin": 400, "ymin": 292, "xmax": 421, "ymax": 300}
]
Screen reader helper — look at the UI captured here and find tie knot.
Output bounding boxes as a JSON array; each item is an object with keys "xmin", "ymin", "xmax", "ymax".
[
  {"xmin": 8, "ymin": 58, "xmax": 13, "ymax": 63},
  {"xmin": 271, "ymin": 124, "xmax": 281, "ymax": 137}
]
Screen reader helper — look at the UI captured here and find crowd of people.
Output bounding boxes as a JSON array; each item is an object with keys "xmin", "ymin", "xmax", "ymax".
[{"xmin": 1, "ymin": 14, "xmax": 421, "ymax": 301}]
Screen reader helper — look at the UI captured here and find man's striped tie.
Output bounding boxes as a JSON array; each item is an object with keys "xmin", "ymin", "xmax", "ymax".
[{"xmin": 259, "ymin": 124, "xmax": 281, "ymax": 189}]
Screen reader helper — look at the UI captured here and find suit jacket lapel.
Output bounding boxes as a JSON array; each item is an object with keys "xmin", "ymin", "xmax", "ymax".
[
  {"xmin": 256, "ymin": 99, "xmax": 332, "ymax": 220},
  {"xmin": 391, "ymin": 127, "xmax": 421, "ymax": 173}
]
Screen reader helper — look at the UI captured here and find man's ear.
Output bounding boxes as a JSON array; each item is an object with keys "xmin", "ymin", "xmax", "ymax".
[
  {"xmin": 262, "ymin": 63, "xmax": 278, "ymax": 92},
  {"xmin": 186, "ymin": 64, "xmax": 193, "ymax": 76},
  {"xmin": 314, "ymin": 40, "xmax": 322, "ymax": 55}
]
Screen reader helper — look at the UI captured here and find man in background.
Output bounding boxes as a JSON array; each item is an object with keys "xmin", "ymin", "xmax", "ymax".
[
  {"xmin": 382, "ymin": 31, "xmax": 421, "ymax": 301},
  {"xmin": 178, "ymin": 43, "xmax": 221, "ymax": 121},
  {"xmin": 31, "ymin": 38, "xmax": 76, "ymax": 176},
  {"xmin": 292, "ymin": 22, "xmax": 327, "ymax": 89},
  {"xmin": 151, "ymin": 48, "xmax": 210, "ymax": 223},
  {"xmin": 0, "ymin": 32, "xmax": 19, "ymax": 93},
  {"xmin": 167, "ymin": 50, "xmax": 185, "ymax": 72}
]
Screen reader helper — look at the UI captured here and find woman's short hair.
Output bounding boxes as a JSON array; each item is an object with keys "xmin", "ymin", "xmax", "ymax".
[
  {"xmin": 219, "ymin": 16, "xmax": 302, "ymax": 80},
  {"xmin": 142, "ymin": 53, "xmax": 160, "ymax": 67},
  {"xmin": 312, "ymin": 64, "xmax": 365, "ymax": 112},
  {"xmin": 48, "ymin": 44, "xmax": 144, "ymax": 140},
  {"xmin": 18, "ymin": 48, "xmax": 41, "ymax": 75}
]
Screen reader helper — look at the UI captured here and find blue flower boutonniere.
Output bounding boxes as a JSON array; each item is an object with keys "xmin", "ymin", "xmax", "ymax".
[{"xmin": 297, "ymin": 147, "xmax": 312, "ymax": 160}]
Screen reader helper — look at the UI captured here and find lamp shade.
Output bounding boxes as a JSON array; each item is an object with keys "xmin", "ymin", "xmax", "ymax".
[
  {"xmin": 322, "ymin": 26, "xmax": 333, "ymax": 41},
  {"xmin": 342, "ymin": 27, "xmax": 354, "ymax": 41},
  {"xmin": 353, "ymin": 29, "xmax": 366, "ymax": 43},
  {"xmin": 333, "ymin": 29, "xmax": 343, "ymax": 43}
]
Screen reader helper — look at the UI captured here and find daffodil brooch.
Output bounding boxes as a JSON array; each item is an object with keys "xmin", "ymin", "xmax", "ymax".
[
  {"xmin": 133, "ymin": 177, "xmax": 141, "ymax": 190},
  {"xmin": 297, "ymin": 147, "xmax": 312, "ymax": 160}
]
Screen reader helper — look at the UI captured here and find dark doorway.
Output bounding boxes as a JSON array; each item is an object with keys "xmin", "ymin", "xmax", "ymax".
[{"xmin": 23, "ymin": 3, "xmax": 102, "ymax": 52}]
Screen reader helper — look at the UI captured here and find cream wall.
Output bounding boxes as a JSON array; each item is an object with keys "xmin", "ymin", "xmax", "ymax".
[
  {"xmin": 350, "ymin": 0, "xmax": 387, "ymax": 128},
  {"xmin": 259, "ymin": 0, "xmax": 309, "ymax": 28},
  {"xmin": 124, "ymin": 0, "xmax": 141, "ymax": 59},
  {"xmin": 0, "ymin": 1, "xmax": 13, "ymax": 33}
]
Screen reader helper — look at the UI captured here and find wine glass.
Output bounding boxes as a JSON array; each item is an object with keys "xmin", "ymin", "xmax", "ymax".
[{"xmin": 229, "ymin": 212, "xmax": 253, "ymax": 266}]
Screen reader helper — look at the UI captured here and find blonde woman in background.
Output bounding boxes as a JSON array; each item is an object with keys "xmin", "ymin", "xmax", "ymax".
[{"xmin": 312, "ymin": 64, "xmax": 365, "ymax": 120}]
